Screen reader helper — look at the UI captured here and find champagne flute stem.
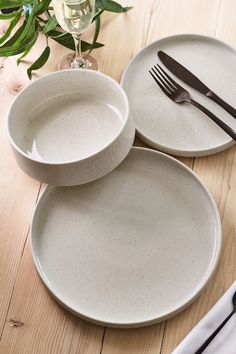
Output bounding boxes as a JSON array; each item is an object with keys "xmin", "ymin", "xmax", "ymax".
[{"xmin": 72, "ymin": 34, "xmax": 85, "ymax": 68}]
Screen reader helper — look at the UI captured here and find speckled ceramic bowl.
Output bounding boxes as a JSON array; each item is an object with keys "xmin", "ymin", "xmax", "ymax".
[{"xmin": 7, "ymin": 69, "xmax": 135, "ymax": 186}]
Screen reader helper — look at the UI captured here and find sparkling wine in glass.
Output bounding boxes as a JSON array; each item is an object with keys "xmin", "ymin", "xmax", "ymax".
[{"xmin": 53, "ymin": 0, "xmax": 98, "ymax": 70}]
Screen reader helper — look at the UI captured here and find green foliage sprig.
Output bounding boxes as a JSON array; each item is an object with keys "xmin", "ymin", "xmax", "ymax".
[{"xmin": 0, "ymin": 0, "xmax": 131, "ymax": 78}]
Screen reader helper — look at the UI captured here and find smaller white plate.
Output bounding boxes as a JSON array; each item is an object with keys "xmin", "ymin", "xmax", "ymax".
[
  {"xmin": 121, "ymin": 34, "xmax": 236, "ymax": 156},
  {"xmin": 30, "ymin": 148, "xmax": 221, "ymax": 327}
]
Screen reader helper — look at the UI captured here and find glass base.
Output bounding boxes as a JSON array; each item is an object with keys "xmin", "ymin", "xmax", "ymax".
[{"xmin": 58, "ymin": 53, "xmax": 98, "ymax": 70}]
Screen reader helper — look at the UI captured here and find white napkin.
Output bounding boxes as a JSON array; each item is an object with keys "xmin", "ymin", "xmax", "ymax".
[{"xmin": 172, "ymin": 281, "xmax": 236, "ymax": 354}]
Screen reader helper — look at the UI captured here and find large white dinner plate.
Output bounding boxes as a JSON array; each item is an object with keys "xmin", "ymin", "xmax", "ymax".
[
  {"xmin": 121, "ymin": 34, "xmax": 236, "ymax": 156},
  {"xmin": 30, "ymin": 147, "xmax": 221, "ymax": 327}
]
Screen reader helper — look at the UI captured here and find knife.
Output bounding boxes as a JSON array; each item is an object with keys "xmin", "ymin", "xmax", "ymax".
[{"xmin": 158, "ymin": 50, "xmax": 236, "ymax": 118}]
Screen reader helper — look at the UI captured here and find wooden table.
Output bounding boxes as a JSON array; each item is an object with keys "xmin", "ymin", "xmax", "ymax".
[{"xmin": 1, "ymin": 1, "xmax": 236, "ymax": 353}]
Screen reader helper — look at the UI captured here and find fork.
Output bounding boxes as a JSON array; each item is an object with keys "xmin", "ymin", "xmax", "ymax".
[{"xmin": 149, "ymin": 64, "xmax": 236, "ymax": 141}]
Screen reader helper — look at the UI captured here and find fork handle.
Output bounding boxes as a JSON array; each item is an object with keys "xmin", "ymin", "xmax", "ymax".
[
  {"xmin": 189, "ymin": 98, "xmax": 236, "ymax": 141},
  {"xmin": 206, "ymin": 91, "xmax": 236, "ymax": 119}
]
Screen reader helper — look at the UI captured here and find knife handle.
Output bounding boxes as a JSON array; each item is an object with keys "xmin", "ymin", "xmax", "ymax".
[
  {"xmin": 206, "ymin": 91, "xmax": 236, "ymax": 119},
  {"xmin": 190, "ymin": 98, "xmax": 236, "ymax": 141}
]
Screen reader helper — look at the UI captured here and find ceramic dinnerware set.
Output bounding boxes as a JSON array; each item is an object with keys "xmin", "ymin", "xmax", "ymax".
[{"xmin": 7, "ymin": 33, "xmax": 236, "ymax": 328}]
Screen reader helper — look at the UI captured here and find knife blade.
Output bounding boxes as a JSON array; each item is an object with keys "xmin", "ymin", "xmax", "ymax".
[{"xmin": 158, "ymin": 50, "xmax": 236, "ymax": 118}]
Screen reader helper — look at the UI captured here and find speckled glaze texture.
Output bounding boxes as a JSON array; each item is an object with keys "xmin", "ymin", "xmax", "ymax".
[
  {"xmin": 7, "ymin": 69, "xmax": 135, "ymax": 186},
  {"xmin": 30, "ymin": 147, "xmax": 221, "ymax": 328},
  {"xmin": 121, "ymin": 34, "xmax": 236, "ymax": 157}
]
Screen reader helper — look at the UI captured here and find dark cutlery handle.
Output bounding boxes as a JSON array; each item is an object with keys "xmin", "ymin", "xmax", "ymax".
[
  {"xmin": 206, "ymin": 91, "xmax": 236, "ymax": 119},
  {"xmin": 189, "ymin": 99, "xmax": 236, "ymax": 141},
  {"xmin": 194, "ymin": 310, "xmax": 234, "ymax": 354}
]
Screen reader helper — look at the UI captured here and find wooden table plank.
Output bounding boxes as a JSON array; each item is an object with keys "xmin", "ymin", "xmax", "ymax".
[
  {"xmin": 216, "ymin": 0, "xmax": 236, "ymax": 42},
  {"xmin": 102, "ymin": 325, "xmax": 165, "ymax": 354},
  {"xmin": 146, "ymin": 0, "xmax": 220, "ymax": 41},
  {"xmin": 0, "ymin": 241, "xmax": 104, "ymax": 354},
  {"xmin": 0, "ymin": 56, "xmax": 41, "ymax": 336},
  {"xmin": 95, "ymin": 0, "xmax": 155, "ymax": 80}
]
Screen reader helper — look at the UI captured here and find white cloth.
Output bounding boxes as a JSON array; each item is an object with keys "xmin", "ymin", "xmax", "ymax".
[{"xmin": 172, "ymin": 281, "xmax": 236, "ymax": 354}]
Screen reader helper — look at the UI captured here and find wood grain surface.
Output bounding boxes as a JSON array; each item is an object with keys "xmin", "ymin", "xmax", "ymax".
[{"xmin": 0, "ymin": 1, "xmax": 236, "ymax": 353}]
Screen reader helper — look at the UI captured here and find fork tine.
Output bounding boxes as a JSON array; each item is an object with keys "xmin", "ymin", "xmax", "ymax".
[
  {"xmin": 152, "ymin": 66, "xmax": 173, "ymax": 93},
  {"xmin": 154, "ymin": 64, "xmax": 177, "ymax": 91},
  {"xmin": 155, "ymin": 63, "xmax": 181, "ymax": 90},
  {"xmin": 149, "ymin": 69, "xmax": 171, "ymax": 97}
]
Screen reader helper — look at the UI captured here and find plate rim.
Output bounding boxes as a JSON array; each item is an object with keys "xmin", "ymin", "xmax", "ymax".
[
  {"xmin": 30, "ymin": 147, "xmax": 222, "ymax": 328},
  {"xmin": 121, "ymin": 33, "xmax": 236, "ymax": 157}
]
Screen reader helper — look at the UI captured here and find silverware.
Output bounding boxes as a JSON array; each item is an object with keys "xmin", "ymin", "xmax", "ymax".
[
  {"xmin": 149, "ymin": 64, "xmax": 236, "ymax": 141},
  {"xmin": 158, "ymin": 50, "xmax": 236, "ymax": 118},
  {"xmin": 195, "ymin": 290, "xmax": 236, "ymax": 354}
]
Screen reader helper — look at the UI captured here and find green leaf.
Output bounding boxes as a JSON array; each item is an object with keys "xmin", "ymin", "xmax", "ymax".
[
  {"xmin": 27, "ymin": 45, "xmax": 50, "ymax": 79},
  {"xmin": 43, "ymin": 15, "xmax": 58, "ymax": 33},
  {"xmin": 14, "ymin": 0, "xmax": 37, "ymax": 46},
  {"xmin": 17, "ymin": 47, "xmax": 30, "ymax": 64},
  {"xmin": 82, "ymin": 40, "xmax": 103, "ymax": 51},
  {"xmin": 1, "ymin": 20, "xmax": 26, "ymax": 47},
  {"xmin": 96, "ymin": 0, "xmax": 132, "ymax": 13},
  {"xmin": 48, "ymin": 30, "xmax": 74, "ymax": 50},
  {"xmin": 36, "ymin": 0, "xmax": 51, "ymax": 14},
  {"xmin": 89, "ymin": 15, "xmax": 100, "ymax": 53},
  {"xmin": 0, "ymin": 0, "xmax": 32, "ymax": 10},
  {"xmin": 92, "ymin": 8, "xmax": 104, "ymax": 22},
  {"xmin": 49, "ymin": 31, "xmax": 67, "ymax": 39},
  {"xmin": 0, "ymin": 11, "xmax": 21, "ymax": 45},
  {"xmin": 0, "ymin": 1, "xmax": 38, "ymax": 55},
  {"xmin": 0, "ymin": 1, "xmax": 38, "ymax": 56},
  {"xmin": 0, "ymin": 31, "xmax": 38, "ymax": 56},
  {"xmin": 48, "ymin": 30, "xmax": 104, "ymax": 51},
  {"xmin": 17, "ymin": 39, "xmax": 34, "ymax": 64},
  {"xmin": 0, "ymin": 9, "xmax": 21, "ymax": 19},
  {"xmin": 0, "ymin": 5, "xmax": 38, "ymax": 54}
]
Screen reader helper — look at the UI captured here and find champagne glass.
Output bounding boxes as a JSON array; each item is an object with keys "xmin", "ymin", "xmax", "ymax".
[{"xmin": 52, "ymin": 0, "xmax": 98, "ymax": 70}]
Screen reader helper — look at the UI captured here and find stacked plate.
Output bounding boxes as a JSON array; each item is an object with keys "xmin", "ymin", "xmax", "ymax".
[{"xmin": 7, "ymin": 34, "xmax": 230, "ymax": 327}]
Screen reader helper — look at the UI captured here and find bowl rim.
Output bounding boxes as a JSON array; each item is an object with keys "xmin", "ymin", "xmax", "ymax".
[{"xmin": 7, "ymin": 69, "xmax": 130, "ymax": 166}]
